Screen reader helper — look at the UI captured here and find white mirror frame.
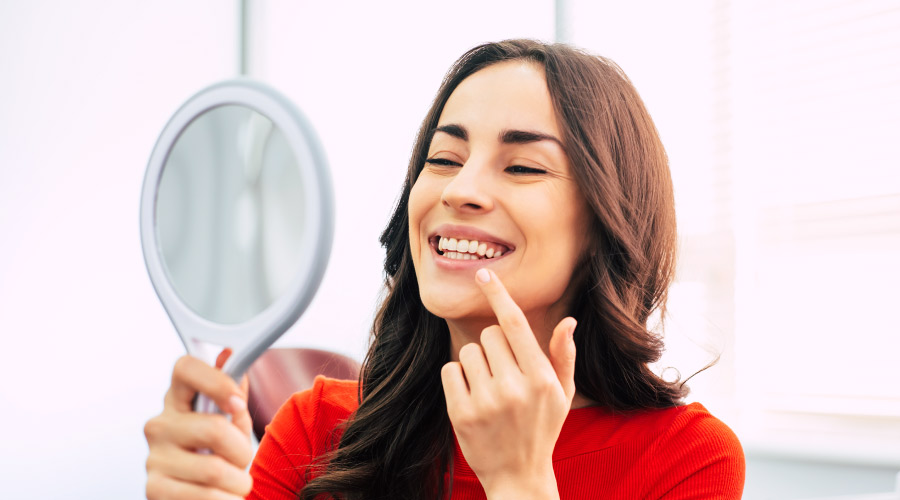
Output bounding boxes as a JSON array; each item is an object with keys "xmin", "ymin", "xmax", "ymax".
[{"xmin": 140, "ymin": 79, "xmax": 334, "ymax": 387}]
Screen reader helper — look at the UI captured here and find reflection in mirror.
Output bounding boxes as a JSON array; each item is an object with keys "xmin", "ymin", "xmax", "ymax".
[{"xmin": 156, "ymin": 105, "xmax": 306, "ymax": 325}]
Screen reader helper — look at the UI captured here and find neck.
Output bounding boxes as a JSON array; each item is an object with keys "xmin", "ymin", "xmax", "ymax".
[
  {"xmin": 444, "ymin": 308, "xmax": 596, "ymax": 410},
  {"xmin": 445, "ymin": 308, "xmax": 558, "ymax": 362}
]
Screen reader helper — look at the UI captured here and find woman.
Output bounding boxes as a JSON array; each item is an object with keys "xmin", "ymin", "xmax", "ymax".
[{"xmin": 145, "ymin": 39, "xmax": 745, "ymax": 500}]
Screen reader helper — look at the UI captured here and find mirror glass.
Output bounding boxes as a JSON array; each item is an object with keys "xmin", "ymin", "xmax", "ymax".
[{"xmin": 155, "ymin": 105, "xmax": 306, "ymax": 325}]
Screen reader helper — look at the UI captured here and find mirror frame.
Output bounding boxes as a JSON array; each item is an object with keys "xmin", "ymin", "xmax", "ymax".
[{"xmin": 140, "ymin": 79, "xmax": 334, "ymax": 383}]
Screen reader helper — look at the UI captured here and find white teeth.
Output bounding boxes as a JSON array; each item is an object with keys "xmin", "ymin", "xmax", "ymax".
[
  {"xmin": 443, "ymin": 251, "xmax": 480, "ymax": 260},
  {"xmin": 436, "ymin": 235, "xmax": 509, "ymax": 260},
  {"xmin": 445, "ymin": 251, "xmax": 475, "ymax": 260}
]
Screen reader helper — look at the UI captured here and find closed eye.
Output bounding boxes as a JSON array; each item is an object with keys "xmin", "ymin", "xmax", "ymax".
[
  {"xmin": 425, "ymin": 158, "xmax": 462, "ymax": 167},
  {"xmin": 506, "ymin": 165, "xmax": 546, "ymax": 174}
]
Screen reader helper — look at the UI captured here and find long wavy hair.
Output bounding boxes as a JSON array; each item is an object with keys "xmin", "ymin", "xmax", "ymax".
[{"xmin": 300, "ymin": 39, "xmax": 686, "ymax": 500}]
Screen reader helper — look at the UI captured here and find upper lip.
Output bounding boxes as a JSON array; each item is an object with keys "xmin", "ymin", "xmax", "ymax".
[{"xmin": 428, "ymin": 223, "xmax": 516, "ymax": 250}]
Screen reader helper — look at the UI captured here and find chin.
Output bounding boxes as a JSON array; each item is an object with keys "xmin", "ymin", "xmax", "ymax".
[{"xmin": 419, "ymin": 289, "xmax": 490, "ymax": 321}]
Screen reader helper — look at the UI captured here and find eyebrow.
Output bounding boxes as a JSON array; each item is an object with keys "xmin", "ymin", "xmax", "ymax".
[
  {"xmin": 431, "ymin": 124, "xmax": 564, "ymax": 149},
  {"xmin": 500, "ymin": 129, "xmax": 564, "ymax": 149},
  {"xmin": 433, "ymin": 124, "xmax": 467, "ymax": 141}
]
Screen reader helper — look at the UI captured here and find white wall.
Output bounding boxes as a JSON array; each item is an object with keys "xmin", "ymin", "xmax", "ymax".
[{"xmin": 0, "ymin": 2, "xmax": 237, "ymax": 497}]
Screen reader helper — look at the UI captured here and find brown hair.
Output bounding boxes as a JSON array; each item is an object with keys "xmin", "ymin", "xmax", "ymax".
[{"xmin": 300, "ymin": 38, "xmax": 686, "ymax": 500}]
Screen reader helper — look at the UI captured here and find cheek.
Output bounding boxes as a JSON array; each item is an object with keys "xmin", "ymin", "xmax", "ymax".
[
  {"xmin": 518, "ymin": 196, "xmax": 590, "ymax": 302},
  {"xmin": 407, "ymin": 177, "xmax": 439, "ymax": 269}
]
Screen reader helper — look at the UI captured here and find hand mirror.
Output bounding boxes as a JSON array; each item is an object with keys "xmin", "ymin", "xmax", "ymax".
[{"xmin": 140, "ymin": 79, "xmax": 333, "ymax": 413}]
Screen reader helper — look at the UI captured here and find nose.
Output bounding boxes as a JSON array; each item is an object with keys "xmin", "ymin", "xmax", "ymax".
[{"xmin": 440, "ymin": 159, "xmax": 494, "ymax": 214}]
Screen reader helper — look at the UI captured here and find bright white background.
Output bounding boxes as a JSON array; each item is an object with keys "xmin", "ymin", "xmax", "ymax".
[{"xmin": 1, "ymin": 1, "xmax": 898, "ymax": 498}]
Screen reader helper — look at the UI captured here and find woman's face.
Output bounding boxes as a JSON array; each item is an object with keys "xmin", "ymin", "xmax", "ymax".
[{"xmin": 408, "ymin": 60, "xmax": 591, "ymax": 326}]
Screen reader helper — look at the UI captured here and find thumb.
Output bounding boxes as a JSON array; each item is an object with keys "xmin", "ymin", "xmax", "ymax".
[{"xmin": 548, "ymin": 317, "xmax": 577, "ymax": 403}]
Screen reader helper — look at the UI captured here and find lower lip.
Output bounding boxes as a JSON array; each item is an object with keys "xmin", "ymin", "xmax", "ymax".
[{"xmin": 431, "ymin": 245, "xmax": 508, "ymax": 270}]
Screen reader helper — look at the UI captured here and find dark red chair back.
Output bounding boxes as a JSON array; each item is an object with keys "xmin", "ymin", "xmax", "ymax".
[{"xmin": 247, "ymin": 348, "xmax": 361, "ymax": 441}]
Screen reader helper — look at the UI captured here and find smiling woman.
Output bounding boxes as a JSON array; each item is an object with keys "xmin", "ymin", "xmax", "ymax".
[
  {"xmin": 410, "ymin": 60, "xmax": 590, "ymax": 338},
  {"xmin": 144, "ymin": 39, "xmax": 745, "ymax": 500}
]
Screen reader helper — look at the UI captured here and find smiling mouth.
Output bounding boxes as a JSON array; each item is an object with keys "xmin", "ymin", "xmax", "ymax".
[{"xmin": 431, "ymin": 235, "xmax": 513, "ymax": 261}]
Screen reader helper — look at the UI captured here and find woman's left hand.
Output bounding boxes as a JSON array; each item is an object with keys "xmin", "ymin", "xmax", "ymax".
[{"xmin": 441, "ymin": 268, "xmax": 578, "ymax": 500}]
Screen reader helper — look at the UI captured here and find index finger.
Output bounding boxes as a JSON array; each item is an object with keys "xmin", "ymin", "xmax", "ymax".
[
  {"xmin": 167, "ymin": 355, "xmax": 244, "ymax": 415},
  {"xmin": 474, "ymin": 268, "xmax": 547, "ymax": 369}
]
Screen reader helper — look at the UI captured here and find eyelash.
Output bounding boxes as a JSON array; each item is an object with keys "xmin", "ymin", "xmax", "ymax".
[
  {"xmin": 506, "ymin": 165, "xmax": 546, "ymax": 175},
  {"xmin": 424, "ymin": 158, "xmax": 546, "ymax": 175},
  {"xmin": 424, "ymin": 158, "xmax": 460, "ymax": 167}
]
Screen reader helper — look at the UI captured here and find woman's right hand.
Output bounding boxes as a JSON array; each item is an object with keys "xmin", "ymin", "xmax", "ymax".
[{"xmin": 144, "ymin": 353, "xmax": 253, "ymax": 500}]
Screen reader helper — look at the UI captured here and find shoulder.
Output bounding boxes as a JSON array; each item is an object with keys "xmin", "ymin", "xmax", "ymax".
[
  {"xmin": 654, "ymin": 403, "xmax": 743, "ymax": 458},
  {"xmin": 643, "ymin": 402, "xmax": 745, "ymax": 497},
  {"xmin": 248, "ymin": 376, "xmax": 359, "ymax": 499},
  {"xmin": 271, "ymin": 375, "xmax": 359, "ymax": 442},
  {"xmin": 287, "ymin": 375, "xmax": 360, "ymax": 417},
  {"xmin": 553, "ymin": 403, "xmax": 744, "ymax": 498}
]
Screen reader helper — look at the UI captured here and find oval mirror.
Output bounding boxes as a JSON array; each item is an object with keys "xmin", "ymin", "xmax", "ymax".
[{"xmin": 140, "ymin": 80, "xmax": 334, "ymax": 413}]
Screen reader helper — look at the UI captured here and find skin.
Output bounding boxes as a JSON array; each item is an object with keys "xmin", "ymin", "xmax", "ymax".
[
  {"xmin": 409, "ymin": 60, "xmax": 590, "ymax": 358},
  {"xmin": 144, "ymin": 349, "xmax": 253, "ymax": 500},
  {"xmin": 145, "ymin": 60, "xmax": 593, "ymax": 500},
  {"xmin": 409, "ymin": 61, "xmax": 593, "ymax": 498}
]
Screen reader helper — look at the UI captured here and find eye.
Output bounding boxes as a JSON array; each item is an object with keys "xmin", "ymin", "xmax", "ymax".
[
  {"xmin": 506, "ymin": 165, "xmax": 546, "ymax": 175},
  {"xmin": 425, "ymin": 158, "xmax": 462, "ymax": 167}
]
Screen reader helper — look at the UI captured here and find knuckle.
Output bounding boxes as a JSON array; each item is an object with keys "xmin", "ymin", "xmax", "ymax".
[
  {"xmin": 505, "ymin": 315, "xmax": 527, "ymax": 331},
  {"xmin": 454, "ymin": 407, "xmax": 479, "ymax": 427},
  {"xmin": 145, "ymin": 451, "xmax": 160, "ymax": 473},
  {"xmin": 495, "ymin": 378, "xmax": 527, "ymax": 405},
  {"xmin": 440, "ymin": 362, "xmax": 456, "ymax": 382},
  {"xmin": 458, "ymin": 343, "xmax": 481, "ymax": 361},
  {"xmin": 235, "ymin": 442, "xmax": 253, "ymax": 469},
  {"xmin": 504, "ymin": 387, "xmax": 528, "ymax": 407},
  {"xmin": 200, "ymin": 457, "xmax": 227, "ymax": 485},
  {"xmin": 172, "ymin": 355, "xmax": 193, "ymax": 379},
  {"xmin": 144, "ymin": 476, "xmax": 158, "ymax": 500},
  {"xmin": 145, "ymin": 472, "xmax": 168, "ymax": 500},
  {"xmin": 496, "ymin": 375, "xmax": 519, "ymax": 394},
  {"xmin": 239, "ymin": 473, "xmax": 254, "ymax": 496},
  {"xmin": 480, "ymin": 326, "xmax": 501, "ymax": 344},
  {"xmin": 144, "ymin": 416, "xmax": 163, "ymax": 441},
  {"xmin": 476, "ymin": 398, "xmax": 501, "ymax": 418},
  {"xmin": 199, "ymin": 418, "xmax": 226, "ymax": 450},
  {"xmin": 533, "ymin": 373, "xmax": 557, "ymax": 393}
]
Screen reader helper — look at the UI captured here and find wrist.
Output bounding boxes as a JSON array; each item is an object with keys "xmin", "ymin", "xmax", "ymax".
[{"xmin": 483, "ymin": 468, "xmax": 559, "ymax": 500}]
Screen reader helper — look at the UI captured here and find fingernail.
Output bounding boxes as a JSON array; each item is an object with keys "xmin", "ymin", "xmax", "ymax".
[
  {"xmin": 229, "ymin": 395, "xmax": 246, "ymax": 414},
  {"xmin": 476, "ymin": 268, "xmax": 490, "ymax": 283},
  {"xmin": 568, "ymin": 321, "xmax": 577, "ymax": 340}
]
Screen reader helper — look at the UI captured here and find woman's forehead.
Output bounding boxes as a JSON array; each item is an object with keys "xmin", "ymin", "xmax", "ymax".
[{"xmin": 438, "ymin": 60, "xmax": 560, "ymax": 140}]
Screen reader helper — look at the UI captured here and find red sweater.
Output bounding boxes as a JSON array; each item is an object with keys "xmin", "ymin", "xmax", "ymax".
[{"xmin": 248, "ymin": 377, "xmax": 744, "ymax": 499}]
